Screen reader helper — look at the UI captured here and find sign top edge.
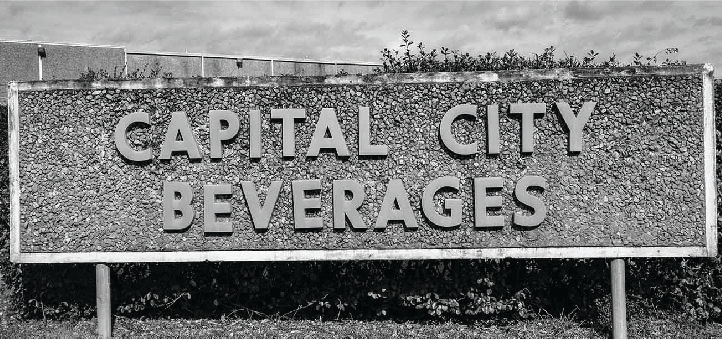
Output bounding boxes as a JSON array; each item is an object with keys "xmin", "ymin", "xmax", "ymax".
[{"xmin": 10, "ymin": 64, "xmax": 710, "ymax": 92}]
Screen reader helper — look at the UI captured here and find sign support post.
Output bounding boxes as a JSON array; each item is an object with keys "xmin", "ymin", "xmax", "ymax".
[
  {"xmin": 611, "ymin": 258, "xmax": 627, "ymax": 339},
  {"xmin": 96, "ymin": 264, "xmax": 112, "ymax": 338}
]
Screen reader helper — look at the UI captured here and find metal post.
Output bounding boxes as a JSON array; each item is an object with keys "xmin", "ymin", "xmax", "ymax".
[
  {"xmin": 37, "ymin": 44, "xmax": 43, "ymax": 80},
  {"xmin": 96, "ymin": 264, "xmax": 112, "ymax": 338},
  {"xmin": 611, "ymin": 258, "xmax": 627, "ymax": 339},
  {"xmin": 123, "ymin": 51, "xmax": 128, "ymax": 78}
]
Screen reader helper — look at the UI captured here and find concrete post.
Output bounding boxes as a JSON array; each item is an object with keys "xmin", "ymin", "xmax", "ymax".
[
  {"xmin": 96, "ymin": 264, "xmax": 112, "ymax": 338},
  {"xmin": 611, "ymin": 258, "xmax": 627, "ymax": 338}
]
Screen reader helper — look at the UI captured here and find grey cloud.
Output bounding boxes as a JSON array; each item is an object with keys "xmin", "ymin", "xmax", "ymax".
[
  {"xmin": 694, "ymin": 16, "xmax": 722, "ymax": 27},
  {"xmin": 91, "ymin": 16, "xmax": 382, "ymax": 61},
  {"xmin": 563, "ymin": 1, "xmax": 600, "ymax": 21},
  {"xmin": 563, "ymin": 1, "xmax": 674, "ymax": 22},
  {"xmin": 1, "ymin": 1, "xmax": 721, "ymax": 72}
]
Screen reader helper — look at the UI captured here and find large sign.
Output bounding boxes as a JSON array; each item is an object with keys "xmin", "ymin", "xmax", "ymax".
[{"xmin": 8, "ymin": 65, "xmax": 717, "ymax": 263}]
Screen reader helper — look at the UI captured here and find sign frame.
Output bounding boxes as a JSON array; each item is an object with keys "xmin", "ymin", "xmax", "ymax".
[{"xmin": 8, "ymin": 65, "xmax": 718, "ymax": 263}]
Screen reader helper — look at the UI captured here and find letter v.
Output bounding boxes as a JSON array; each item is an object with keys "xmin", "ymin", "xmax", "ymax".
[{"xmin": 240, "ymin": 180, "xmax": 283, "ymax": 230}]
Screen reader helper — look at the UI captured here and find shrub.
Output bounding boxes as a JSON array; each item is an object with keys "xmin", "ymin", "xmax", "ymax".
[
  {"xmin": 78, "ymin": 62, "xmax": 172, "ymax": 81},
  {"xmin": 377, "ymin": 30, "xmax": 686, "ymax": 73}
]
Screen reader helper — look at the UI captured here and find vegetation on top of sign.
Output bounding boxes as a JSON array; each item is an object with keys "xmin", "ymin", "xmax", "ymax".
[
  {"xmin": 77, "ymin": 62, "xmax": 356, "ymax": 79},
  {"xmin": 377, "ymin": 30, "xmax": 685, "ymax": 73},
  {"xmin": 78, "ymin": 62, "xmax": 173, "ymax": 81}
]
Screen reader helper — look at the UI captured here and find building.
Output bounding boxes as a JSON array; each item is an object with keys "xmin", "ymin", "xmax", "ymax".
[{"xmin": 0, "ymin": 39, "xmax": 381, "ymax": 98}]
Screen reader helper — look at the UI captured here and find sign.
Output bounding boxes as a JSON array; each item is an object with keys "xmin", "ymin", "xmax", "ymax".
[{"xmin": 8, "ymin": 65, "xmax": 717, "ymax": 263}]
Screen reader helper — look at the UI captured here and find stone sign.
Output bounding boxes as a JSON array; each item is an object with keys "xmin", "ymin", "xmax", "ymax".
[{"xmin": 8, "ymin": 65, "xmax": 717, "ymax": 263}]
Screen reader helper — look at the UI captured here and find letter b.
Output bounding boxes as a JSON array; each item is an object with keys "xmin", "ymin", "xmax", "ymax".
[{"xmin": 163, "ymin": 181, "xmax": 194, "ymax": 231}]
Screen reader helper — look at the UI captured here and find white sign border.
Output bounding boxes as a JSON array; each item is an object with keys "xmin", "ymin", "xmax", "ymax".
[{"xmin": 8, "ymin": 65, "xmax": 717, "ymax": 263}]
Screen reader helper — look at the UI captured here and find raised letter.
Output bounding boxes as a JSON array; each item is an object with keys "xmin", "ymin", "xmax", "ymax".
[
  {"xmin": 439, "ymin": 104, "xmax": 478, "ymax": 155},
  {"xmin": 160, "ymin": 111, "xmax": 202, "ymax": 160},
  {"xmin": 474, "ymin": 177, "xmax": 504, "ymax": 228},
  {"xmin": 292, "ymin": 179, "xmax": 322, "ymax": 229},
  {"xmin": 307, "ymin": 108, "xmax": 350, "ymax": 157},
  {"xmin": 240, "ymin": 180, "xmax": 282, "ymax": 230},
  {"xmin": 513, "ymin": 175, "xmax": 547, "ymax": 227},
  {"xmin": 359, "ymin": 107, "xmax": 388, "ymax": 156},
  {"xmin": 555, "ymin": 101, "xmax": 596, "ymax": 152},
  {"xmin": 249, "ymin": 109, "xmax": 262, "ymax": 159},
  {"xmin": 487, "ymin": 104, "xmax": 500, "ymax": 155},
  {"xmin": 114, "ymin": 111, "xmax": 152, "ymax": 162},
  {"xmin": 333, "ymin": 180, "xmax": 367, "ymax": 230},
  {"xmin": 509, "ymin": 103, "xmax": 545, "ymax": 153},
  {"xmin": 163, "ymin": 181, "xmax": 194, "ymax": 231},
  {"xmin": 422, "ymin": 176, "xmax": 462, "ymax": 228},
  {"xmin": 375, "ymin": 179, "xmax": 418, "ymax": 230},
  {"xmin": 204, "ymin": 184, "xmax": 233, "ymax": 233},
  {"xmin": 271, "ymin": 108, "xmax": 305, "ymax": 157},
  {"xmin": 209, "ymin": 110, "xmax": 240, "ymax": 159}
]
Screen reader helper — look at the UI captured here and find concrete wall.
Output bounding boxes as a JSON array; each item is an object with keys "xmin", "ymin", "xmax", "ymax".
[
  {"xmin": 336, "ymin": 64, "xmax": 377, "ymax": 75},
  {"xmin": 42, "ymin": 45, "xmax": 125, "ymax": 80},
  {"xmin": 204, "ymin": 57, "xmax": 279, "ymax": 77},
  {"xmin": 204, "ymin": 57, "xmax": 241, "ymax": 77},
  {"xmin": 0, "ymin": 42, "xmax": 39, "ymax": 98},
  {"xmin": 272, "ymin": 60, "xmax": 296, "ymax": 76},
  {"xmin": 127, "ymin": 53, "xmax": 202, "ymax": 78},
  {"xmin": 1, "ymin": 41, "xmax": 124, "ymax": 97},
  {"xmin": 321, "ymin": 63, "xmax": 377, "ymax": 76},
  {"xmin": 294, "ymin": 62, "xmax": 324, "ymax": 76},
  {"xmin": 237, "ymin": 59, "xmax": 271, "ymax": 76},
  {"xmin": 125, "ymin": 54, "xmax": 379, "ymax": 78},
  {"xmin": 1, "ymin": 40, "xmax": 380, "ymax": 97}
]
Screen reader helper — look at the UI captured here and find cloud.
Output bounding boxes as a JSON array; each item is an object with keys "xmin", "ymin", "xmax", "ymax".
[
  {"xmin": 694, "ymin": 16, "xmax": 722, "ymax": 27},
  {"xmin": 563, "ymin": 1, "xmax": 673, "ymax": 22},
  {"xmin": 84, "ymin": 6, "xmax": 384, "ymax": 61},
  {"xmin": 0, "ymin": 1, "xmax": 721, "ymax": 70},
  {"xmin": 563, "ymin": 1, "xmax": 601, "ymax": 21}
]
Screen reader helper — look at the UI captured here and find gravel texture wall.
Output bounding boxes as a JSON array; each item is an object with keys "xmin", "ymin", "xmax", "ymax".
[{"xmin": 13, "ymin": 68, "xmax": 709, "ymax": 253}]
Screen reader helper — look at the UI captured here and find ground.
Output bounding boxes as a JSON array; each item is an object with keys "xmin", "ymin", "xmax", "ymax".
[{"xmin": 1, "ymin": 314, "xmax": 721, "ymax": 338}]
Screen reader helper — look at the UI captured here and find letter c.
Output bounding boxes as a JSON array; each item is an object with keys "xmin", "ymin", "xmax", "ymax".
[
  {"xmin": 439, "ymin": 104, "xmax": 478, "ymax": 155},
  {"xmin": 114, "ymin": 111, "xmax": 152, "ymax": 162}
]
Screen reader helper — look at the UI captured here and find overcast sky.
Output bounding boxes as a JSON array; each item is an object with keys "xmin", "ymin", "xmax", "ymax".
[{"xmin": 1, "ymin": 1, "xmax": 721, "ymax": 69}]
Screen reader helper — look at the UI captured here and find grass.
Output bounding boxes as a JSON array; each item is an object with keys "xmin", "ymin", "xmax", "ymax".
[{"xmin": 1, "ymin": 314, "xmax": 721, "ymax": 338}]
